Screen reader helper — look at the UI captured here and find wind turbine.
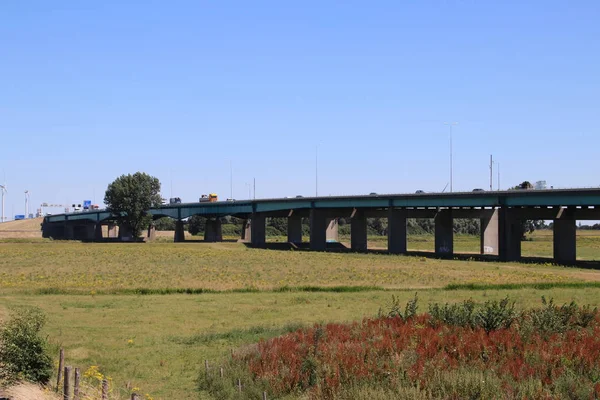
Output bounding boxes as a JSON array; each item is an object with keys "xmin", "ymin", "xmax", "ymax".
[
  {"xmin": 25, "ymin": 190, "xmax": 30, "ymax": 218},
  {"xmin": 0, "ymin": 184, "xmax": 6, "ymax": 223}
]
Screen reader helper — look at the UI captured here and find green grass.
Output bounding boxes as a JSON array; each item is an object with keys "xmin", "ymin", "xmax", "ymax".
[
  {"xmin": 0, "ymin": 234, "xmax": 599, "ymax": 398},
  {"xmin": 4, "ymin": 289, "xmax": 600, "ymax": 398}
]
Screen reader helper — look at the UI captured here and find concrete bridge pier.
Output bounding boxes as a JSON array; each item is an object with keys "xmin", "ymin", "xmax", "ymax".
[
  {"xmin": 287, "ymin": 215, "xmax": 303, "ymax": 244},
  {"xmin": 435, "ymin": 209, "xmax": 453, "ymax": 256},
  {"xmin": 95, "ymin": 223, "xmax": 104, "ymax": 241},
  {"xmin": 250, "ymin": 214, "xmax": 266, "ymax": 247},
  {"xmin": 42, "ymin": 220, "xmax": 66, "ymax": 239},
  {"xmin": 241, "ymin": 219, "xmax": 251, "ymax": 242},
  {"xmin": 326, "ymin": 218, "xmax": 339, "ymax": 242},
  {"xmin": 351, "ymin": 210, "xmax": 368, "ymax": 251},
  {"xmin": 107, "ymin": 223, "xmax": 118, "ymax": 238},
  {"xmin": 499, "ymin": 208, "xmax": 521, "ymax": 261},
  {"xmin": 174, "ymin": 221, "xmax": 185, "ymax": 242},
  {"xmin": 204, "ymin": 219, "xmax": 223, "ymax": 242},
  {"xmin": 480, "ymin": 209, "xmax": 499, "ymax": 256},
  {"xmin": 65, "ymin": 224, "xmax": 75, "ymax": 240},
  {"xmin": 118, "ymin": 224, "xmax": 134, "ymax": 241},
  {"xmin": 388, "ymin": 208, "xmax": 407, "ymax": 254},
  {"xmin": 554, "ymin": 212, "xmax": 576, "ymax": 264},
  {"xmin": 310, "ymin": 209, "xmax": 328, "ymax": 251}
]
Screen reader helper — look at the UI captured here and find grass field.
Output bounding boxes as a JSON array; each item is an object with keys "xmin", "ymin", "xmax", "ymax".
[{"xmin": 1, "ymin": 231, "xmax": 600, "ymax": 398}]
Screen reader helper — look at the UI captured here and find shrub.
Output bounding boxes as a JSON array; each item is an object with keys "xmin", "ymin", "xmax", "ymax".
[
  {"xmin": 428, "ymin": 299, "xmax": 476, "ymax": 328},
  {"xmin": 0, "ymin": 307, "xmax": 53, "ymax": 384},
  {"xmin": 378, "ymin": 293, "xmax": 418, "ymax": 321},
  {"xmin": 474, "ymin": 297, "xmax": 516, "ymax": 333},
  {"xmin": 523, "ymin": 297, "xmax": 598, "ymax": 337}
]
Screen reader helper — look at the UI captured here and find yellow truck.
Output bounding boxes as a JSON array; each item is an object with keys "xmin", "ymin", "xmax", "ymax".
[{"xmin": 199, "ymin": 194, "xmax": 218, "ymax": 203}]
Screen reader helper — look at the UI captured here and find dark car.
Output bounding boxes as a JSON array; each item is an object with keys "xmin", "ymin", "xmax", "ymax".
[
  {"xmin": 415, "ymin": 190, "xmax": 425, "ymax": 194},
  {"xmin": 472, "ymin": 188, "xmax": 485, "ymax": 192}
]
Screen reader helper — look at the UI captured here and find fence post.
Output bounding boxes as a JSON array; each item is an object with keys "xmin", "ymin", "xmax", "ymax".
[
  {"xmin": 101, "ymin": 378, "xmax": 109, "ymax": 400},
  {"xmin": 131, "ymin": 394, "xmax": 140, "ymax": 400},
  {"xmin": 56, "ymin": 348, "xmax": 64, "ymax": 391},
  {"xmin": 73, "ymin": 368, "xmax": 80, "ymax": 400},
  {"xmin": 263, "ymin": 391, "xmax": 267, "ymax": 400},
  {"xmin": 205, "ymin": 359, "xmax": 209, "ymax": 376},
  {"xmin": 63, "ymin": 366, "xmax": 71, "ymax": 400},
  {"xmin": 220, "ymin": 367, "xmax": 224, "ymax": 378},
  {"xmin": 237, "ymin": 378, "xmax": 242, "ymax": 393}
]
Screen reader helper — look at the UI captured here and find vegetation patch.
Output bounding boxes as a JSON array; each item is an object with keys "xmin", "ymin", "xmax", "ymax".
[
  {"xmin": 201, "ymin": 297, "xmax": 600, "ymax": 399},
  {"xmin": 445, "ymin": 282, "xmax": 600, "ymax": 291}
]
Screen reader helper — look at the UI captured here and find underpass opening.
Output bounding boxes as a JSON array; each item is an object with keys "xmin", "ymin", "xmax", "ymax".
[
  {"xmin": 576, "ymin": 223, "xmax": 600, "ymax": 262},
  {"xmin": 406, "ymin": 218, "xmax": 434, "ymax": 252}
]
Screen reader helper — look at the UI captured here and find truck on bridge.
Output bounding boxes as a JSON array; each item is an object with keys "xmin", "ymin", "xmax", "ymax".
[{"xmin": 199, "ymin": 194, "xmax": 218, "ymax": 203}]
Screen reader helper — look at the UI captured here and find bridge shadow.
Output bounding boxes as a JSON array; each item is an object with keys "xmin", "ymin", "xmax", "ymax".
[{"xmin": 241, "ymin": 242, "xmax": 600, "ymax": 269}]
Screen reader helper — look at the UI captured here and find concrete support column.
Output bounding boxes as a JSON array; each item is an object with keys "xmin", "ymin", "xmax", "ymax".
[
  {"xmin": 94, "ymin": 223, "xmax": 103, "ymax": 241},
  {"xmin": 351, "ymin": 211, "xmax": 368, "ymax": 252},
  {"xmin": 119, "ymin": 224, "xmax": 133, "ymax": 241},
  {"xmin": 499, "ymin": 208, "xmax": 521, "ymax": 262},
  {"xmin": 42, "ymin": 221, "xmax": 66, "ymax": 239},
  {"xmin": 204, "ymin": 219, "xmax": 223, "ymax": 242},
  {"xmin": 388, "ymin": 208, "xmax": 407, "ymax": 254},
  {"xmin": 326, "ymin": 218, "xmax": 339, "ymax": 242},
  {"xmin": 174, "ymin": 220, "xmax": 185, "ymax": 242},
  {"xmin": 287, "ymin": 215, "xmax": 303, "ymax": 244},
  {"xmin": 82, "ymin": 224, "xmax": 95, "ymax": 241},
  {"xmin": 480, "ymin": 209, "xmax": 499, "ymax": 256},
  {"xmin": 310, "ymin": 209, "xmax": 327, "ymax": 251},
  {"xmin": 65, "ymin": 224, "xmax": 74, "ymax": 240},
  {"xmin": 241, "ymin": 219, "xmax": 251, "ymax": 242},
  {"xmin": 147, "ymin": 224, "xmax": 156, "ymax": 241},
  {"xmin": 554, "ymin": 216, "xmax": 576, "ymax": 264},
  {"xmin": 107, "ymin": 223, "xmax": 118, "ymax": 238},
  {"xmin": 250, "ymin": 214, "xmax": 266, "ymax": 247},
  {"xmin": 435, "ymin": 209, "xmax": 453, "ymax": 256}
]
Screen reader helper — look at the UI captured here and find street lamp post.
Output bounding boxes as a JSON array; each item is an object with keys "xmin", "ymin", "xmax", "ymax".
[
  {"xmin": 444, "ymin": 122, "xmax": 458, "ymax": 192},
  {"xmin": 25, "ymin": 190, "xmax": 30, "ymax": 218},
  {"xmin": 0, "ymin": 185, "xmax": 6, "ymax": 223}
]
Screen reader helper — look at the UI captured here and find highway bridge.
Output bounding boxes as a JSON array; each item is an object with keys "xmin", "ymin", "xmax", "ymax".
[{"xmin": 42, "ymin": 188, "xmax": 600, "ymax": 264}]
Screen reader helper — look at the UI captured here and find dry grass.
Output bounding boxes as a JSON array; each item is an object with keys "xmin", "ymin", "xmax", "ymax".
[
  {"xmin": 0, "ymin": 218, "xmax": 43, "ymax": 239},
  {"xmin": 1, "ymin": 382, "xmax": 59, "ymax": 400},
  {"xmin": 0, "ymin": 234, "xmax": 599, "ymax": 398},
  {"xmin": 1, "ymin": 240, "xmax": 600, "ymax": 294}
]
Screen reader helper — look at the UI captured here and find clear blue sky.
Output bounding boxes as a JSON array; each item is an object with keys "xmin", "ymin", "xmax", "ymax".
[{"xmin": 1, "ymin": 1, "xmax": 599, "ymax": 217}]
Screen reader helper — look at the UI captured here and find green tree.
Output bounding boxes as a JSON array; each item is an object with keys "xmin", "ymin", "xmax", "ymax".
[
  {"xmin": 188, "ymin": 215, "xmax": 206, "ymax": 235},
  {"xmin": 0, "ymin": 307, "xmax": 53, "ymax": 384},
  {"xmin": 154, "ymin": 217, "xmax": 175, "ymax": 231},
  {"xmin": 104, "ymin": 172, "xmax": 162, "ymax": 238}
]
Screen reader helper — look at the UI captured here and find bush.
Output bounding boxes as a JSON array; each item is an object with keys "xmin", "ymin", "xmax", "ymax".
[
  {"xmin": 188, "ymin": 215, "xmax": 206, "ymax": 235},
  {"xmin": 429, "ymin": 299, "xmax": 476, "ymax": 328},
  {"xmin": 428, "ymin": 297, "xmax": 516, "ymax": 333},
  {"xmin": 523, "ymin": 297, "xmax": 598, "ymax": 337},
  {"xmin": 475, "ymin": 297, "xmax": 516, "ymax": 333},
  {"xmin": 378, "ymin": 294, "xmax": 418, "ymax": 321},
  {"xmin": 154, "ymin": 217, "xmax": 175, "ymax": 231},
  {"xmin": 0, "ymin": 307, "xmax": 53, "ymax": 384}
]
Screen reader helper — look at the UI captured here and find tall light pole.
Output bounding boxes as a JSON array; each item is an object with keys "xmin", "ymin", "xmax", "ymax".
[
  {"xmin": 229, "ymin": 160, "xmax": 233, "ymax": 200},
  {"xmin": 0, "ymin": 184, "xmax": 6, "ymax": 223},
  {"xmin": 25, "ymin": 190, "xmax": 30, "ymax": 218},
  {"xmin": 444, "ymin": 122, "xmax": 458, "ymax": 192},
  {"xmin": 497, "ymin": 163, "xmax": 501, "ymax": 191},
  {"xmin": 489, "ymin": 155, "xmax": 493, "ymax": 191},
  {"xmin": 315, "ymin": 145, "xmax": 318, "ymax": 197}
]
